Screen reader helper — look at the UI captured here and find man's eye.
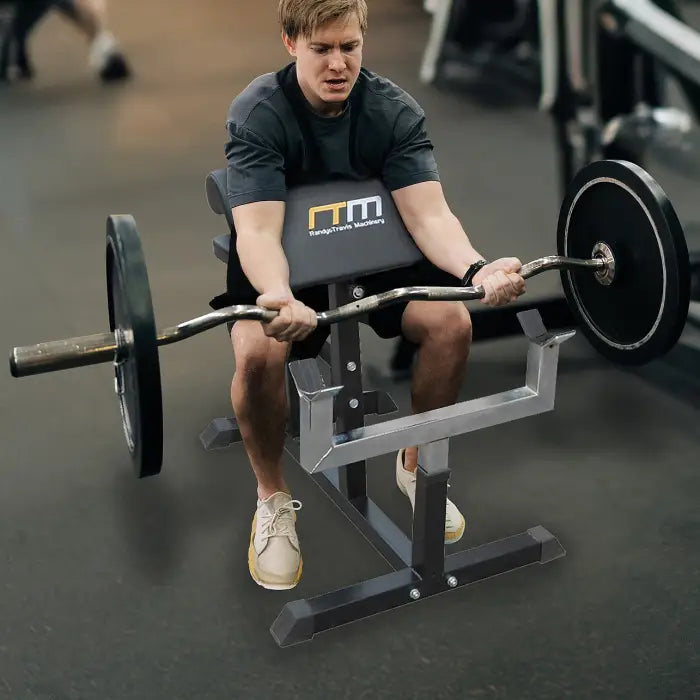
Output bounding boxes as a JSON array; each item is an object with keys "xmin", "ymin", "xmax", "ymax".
[{"xmin": 314, "ymin": 48, "xmax": 328, "ymax": 54}]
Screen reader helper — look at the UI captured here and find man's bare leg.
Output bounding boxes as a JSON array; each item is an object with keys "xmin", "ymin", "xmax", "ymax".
[
  {"xmin": 56, "ymin": 0, "xmax": 102, "ymax": 40},
  {"xmin": 399, "ymin": 301, "xmax": 472, "ymax": 472},
  {"xmin": 230, "ymin": 321, "xmax": 292, "ymax": 500}
]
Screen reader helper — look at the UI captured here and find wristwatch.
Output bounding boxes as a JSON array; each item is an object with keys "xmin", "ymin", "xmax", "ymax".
[{"xmin": 461, "ymin": 259, "xmax": 488, "ymax": 287}]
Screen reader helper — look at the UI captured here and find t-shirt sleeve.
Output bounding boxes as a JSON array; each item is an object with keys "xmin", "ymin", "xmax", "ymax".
[
  {"xmin": 382, "ymin": 107, "xmax": 440, "ymax": 191},
  {"xmin": 225, "ymin": 120, "xmax": 287, "ymax": 208}
]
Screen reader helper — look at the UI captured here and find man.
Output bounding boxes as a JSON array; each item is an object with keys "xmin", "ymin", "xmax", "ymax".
[{"xmin": 218, "ymin": 0, "xmax": 525, "ymax": 591}]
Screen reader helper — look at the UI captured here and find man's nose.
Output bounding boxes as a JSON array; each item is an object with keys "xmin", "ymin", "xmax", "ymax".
[{"xmin": 328, "ymin": 48, "xmax": 346, "ymax": 71}]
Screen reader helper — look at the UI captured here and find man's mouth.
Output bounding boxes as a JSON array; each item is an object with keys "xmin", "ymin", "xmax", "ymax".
[{"xmin": 325, "ymin": 78, "xmax": 347, "ymax": 89}]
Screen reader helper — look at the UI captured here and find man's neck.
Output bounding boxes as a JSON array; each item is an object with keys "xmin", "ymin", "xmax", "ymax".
[{"xmin": 314, "ymin": 102, "xmax": 346, "ymax": 118}]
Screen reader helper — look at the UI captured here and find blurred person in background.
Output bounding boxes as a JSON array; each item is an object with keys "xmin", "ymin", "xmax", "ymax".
[{"xmin": 1, "ymin": 0, "xmax": 130, "ymax": 82}]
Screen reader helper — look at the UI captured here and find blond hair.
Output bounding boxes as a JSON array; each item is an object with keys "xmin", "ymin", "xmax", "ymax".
[{"xmin": 278, "ymin": 0, "xmax": 368, "ymax": 39}]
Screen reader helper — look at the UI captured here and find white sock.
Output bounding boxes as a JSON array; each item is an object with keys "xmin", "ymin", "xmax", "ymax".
[{"xmin": 88, "ymin": 30, "xmax": 118, "ymax": 71}]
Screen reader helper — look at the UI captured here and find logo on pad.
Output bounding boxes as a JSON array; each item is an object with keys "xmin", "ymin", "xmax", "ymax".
[{"xmin": 308, "ymin": 195, "xmax": 385, "ymax": 236}]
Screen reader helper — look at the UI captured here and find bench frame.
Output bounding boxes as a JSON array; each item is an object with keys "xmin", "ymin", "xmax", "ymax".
[{"xmin": 200, "ymin": 170, "xmax": 571, "ymax": 646}]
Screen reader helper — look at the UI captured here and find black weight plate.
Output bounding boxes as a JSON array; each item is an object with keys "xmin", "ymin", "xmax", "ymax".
[
  {"xmin": 106, "ymin": 215, "xmax": 163, "ymax": 477},
  {"xmin": 557, "ymin": 160, "xmax": 690, "ymax": 365}
]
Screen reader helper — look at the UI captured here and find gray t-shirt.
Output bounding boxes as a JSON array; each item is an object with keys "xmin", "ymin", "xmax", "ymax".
[{"xmin": 224, "ymin": 62, "xmax": 440, "ymax": 207}]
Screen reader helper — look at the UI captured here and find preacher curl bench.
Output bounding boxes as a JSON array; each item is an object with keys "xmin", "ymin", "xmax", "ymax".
[{"xmin": 200, "ymin": 170, "xmax": 571, "ymax": 648}]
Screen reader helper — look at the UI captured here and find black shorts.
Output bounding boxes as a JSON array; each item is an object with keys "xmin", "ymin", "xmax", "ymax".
[{"xmin": 210, "ymin": 259, "xmax": 460, "ymax": 360}]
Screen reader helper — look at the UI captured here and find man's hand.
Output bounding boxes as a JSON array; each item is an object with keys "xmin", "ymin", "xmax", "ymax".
[
  {"xmin": 256, "ymin": 292, "xmax": 318, "ymax": 343},
  {"xmin": 471, "ymin": 258, "xmax": 526, "ymax": 307}
]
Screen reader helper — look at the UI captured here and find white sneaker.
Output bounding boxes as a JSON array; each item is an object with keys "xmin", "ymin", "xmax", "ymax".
[
  {"xmin": 248, "ymin": 491, "xmax": 303, "ymax": 590},
  {"xmin": 395, "ymin": 449, "xmax": 466, "ymax": 544},
  {"xmin": 88, "ymin": 31, "xmax": 130, "ymax": 82}
]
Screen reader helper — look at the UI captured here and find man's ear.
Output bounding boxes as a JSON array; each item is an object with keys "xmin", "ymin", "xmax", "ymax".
[{"xmin": 281, "ymin": 33, "xmax": 297, "ymax": 57}]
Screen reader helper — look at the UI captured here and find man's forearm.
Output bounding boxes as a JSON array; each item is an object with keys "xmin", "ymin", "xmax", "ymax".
[
  {"xmin": 236, "ymin": 232, "xmax": 293, "ymax": 297},
  {"xmin": 409, "ymin": 211, "xmax": 485, "ymax": 279}
]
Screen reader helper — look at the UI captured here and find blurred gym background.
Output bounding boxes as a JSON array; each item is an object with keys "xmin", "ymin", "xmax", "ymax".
[{"xmin": 1, "ymin": 2, "xmax": 698, "ymax": 698}]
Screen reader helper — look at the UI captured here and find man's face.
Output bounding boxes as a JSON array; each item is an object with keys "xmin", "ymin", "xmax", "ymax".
[{"xmin": 283, "ymin": 13, "xmax": 363, "ymax": 116}]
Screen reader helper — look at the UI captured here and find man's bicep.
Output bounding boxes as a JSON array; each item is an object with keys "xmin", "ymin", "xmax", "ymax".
[{"xmin": 232, "ymin": 200, "xmax": 286, "ymax": 241}]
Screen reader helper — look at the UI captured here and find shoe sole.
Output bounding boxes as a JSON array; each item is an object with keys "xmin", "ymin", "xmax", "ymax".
[
  {"xmin": 100, "ymin": 54, "xmax": 130, "ymax": 82},
  {"xmin": 248, "ymin": 512, "xmax": 303, "ymax": 590},
  {"xmin": 396, "ymin": 452, "xmax": 465, "ymax": 544}
]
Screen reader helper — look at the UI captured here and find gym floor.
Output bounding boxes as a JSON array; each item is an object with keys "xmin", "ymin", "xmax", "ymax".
[{"xmin": 1, "ymin": 1, "xmax": 698, "ymax": 698}]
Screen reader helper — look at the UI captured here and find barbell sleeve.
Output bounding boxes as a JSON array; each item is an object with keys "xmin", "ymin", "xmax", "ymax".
[
  {"xmin": 9, "ymin": 255, "xmax": 607, "ymax": 378},
  {"xmin": 10, "ymin": 332, "xmax": 118, "ymax": 377}
]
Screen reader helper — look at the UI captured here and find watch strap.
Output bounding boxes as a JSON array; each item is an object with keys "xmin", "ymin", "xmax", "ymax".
[{"xmin": 461, "ymin": 259, "xmax": 488, "ymax": 287}]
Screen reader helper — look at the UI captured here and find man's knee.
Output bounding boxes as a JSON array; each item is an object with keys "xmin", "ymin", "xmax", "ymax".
[
  {"xmin": 434, "ymin": 303, "xmax": 472, "ymax": 346},
  {"xmin": 231, "ymin": 321, "xmax": 290, "ymax": 382},
  {"xmin": 403, "ymin": 301, "xmax": 472, "ymax": 346}
]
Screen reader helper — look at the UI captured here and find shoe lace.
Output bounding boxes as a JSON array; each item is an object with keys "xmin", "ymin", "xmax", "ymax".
[{"xmin": 260, "ymin": 499, "xmax": 302, "ymax": 539}]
